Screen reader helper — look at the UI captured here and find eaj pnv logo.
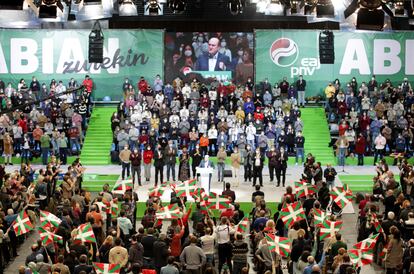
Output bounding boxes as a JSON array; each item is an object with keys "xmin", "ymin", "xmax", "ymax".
[{"xmin": 270, "ymin": 38, "xmax": 299, "ymax": 67}]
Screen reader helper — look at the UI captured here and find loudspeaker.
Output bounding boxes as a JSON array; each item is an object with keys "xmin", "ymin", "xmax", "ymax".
[
  {"xmin": 89, "ymin": 33, "xmax": 103, "ymax": 63},
  {"xmin": 319, "ymin": 30, "xmax": 335, "ymax": 64}
]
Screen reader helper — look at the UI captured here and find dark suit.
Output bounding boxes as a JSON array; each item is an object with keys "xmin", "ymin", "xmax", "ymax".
[
  {"xmin": 275, "ymin": 151, "xmax": 288, "ymax": 186},
  {"xmin": 153, "ymin": 149, "xmax": 164, "ymax": 185},
  {"xmin": 164, "ymin": 147, "xmax": 177, "ymax": 181},
  {"xmin": 195, "ymin": 52, "xmax": 230, "ymax": 71},
  {"xmin": 252, "ymin": 153, "xmax": 265, "ymax": 186}
]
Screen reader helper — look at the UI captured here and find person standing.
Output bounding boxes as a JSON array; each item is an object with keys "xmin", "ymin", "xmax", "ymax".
[
  {"xmin": 335, "ymin": 135, "xmax": 349, "ymax": 167},
  {"xmin": 178, "ymin": 147, "xmax": 191, "ymax": 181},
  {"xmin": 217, "ymin": 146, "xmax": 227, "ymax": 184},
  {"xmin": 252, "ymin": 148, "xmax": 264, "ymax": 187},
  {"xmin": 355, "ymin": 133, "xmax": 367, "ymax": 166},
  {"xmin": 165, "ymin": 141, "xmax": 177, "ymax": 182},
  {"xmin": 180, "ymin": 236, "xmax": 206, "ymax": 274},
  {"xmin": 119, "ymin": 145, "xmax": 131, "ymax": 180},
  {"xmin": 58, "ymin": 132, "xmax": 68, "ymax": 165},
  {"xmin": 296, "ymin": 75, "xmax": 307, "ymax": 107},
  {"xmin": 143, "ymin": 145, "xmax": 153, "ymax": 183},
  {"xmin": 191, "ymin": 146, "xmax": 202, "ymax": 178},
  {"xmin": 295, "ymin": 131, "xmax": 305, "ymax": 165},
  {"xmin": 215, "ymin": 217, "xmax": 235, "ymax": 273},
  {"xmin": 244, "ymin": 145, "xmax": 253, "ymax": 183},
  {"xmin": 374, "ymin": 133, "xmax": 386, "ymax": 165},
  {"xmin": 230, "ymin": 146, "xmax": 241, "ymax": 187},
  {"xmin": 130, "ymin": 148, "xmax": 142, "ymax": 186},
  {"xmin": 3, "ymin": 133, "xmax": 13, "ymax": 165},
  {"xmin": 153, "ymin": 144, "xmax": 164, "ymax": 186},
  {"xmin": 276, "ymin": 146, "xmax": 288, "ymax": 187},
  {"xmin": 267, "ymin": 146, "xmax": 277, "ymax": 183},
  {"xmin": 323, "ymin": 164, "xmax": 337, "ymax": 189},
  {"xmin": 40, "ymin": 132, "xmax": 50, "ymax": 165}
]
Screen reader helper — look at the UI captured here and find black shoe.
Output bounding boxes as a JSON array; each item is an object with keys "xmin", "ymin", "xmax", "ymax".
[
  {"xmin": 277, "ymin": 184, "xmax": 280, "ymax": 187},
  {"xmin": 260, "ymin": 184, "xmax": 263, "ymax": 187},
  {"xmin": 252, "ymin": 184, "xmax": 255, "ymax": 187}
]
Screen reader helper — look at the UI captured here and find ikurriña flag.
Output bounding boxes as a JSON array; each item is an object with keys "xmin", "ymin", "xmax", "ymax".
[{"xmin": 12, "ymin": 210, "xmax": 34, "ymax": 236}]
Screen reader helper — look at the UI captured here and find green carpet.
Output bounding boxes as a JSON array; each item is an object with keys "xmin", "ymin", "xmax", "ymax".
[
  {"xmin": 80, "ymin": 107, "xmax": 116, "ymax": 165},
  {"xmin": 81, "ymin": 174, "xmax": 120, "ymax": 192},
  {"xmin": 338, "ymin": 174, "xmax": 400, "ymax": 193},
  {"xmin": 301, "ymin": 108, "xmax": 335, "ymax": 165}
]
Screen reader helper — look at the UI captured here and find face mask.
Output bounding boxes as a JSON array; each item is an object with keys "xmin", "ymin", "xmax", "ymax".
[
  {"xmin": 184, "ymin": 50, "xmax": 192, "ymax": 57},
  {"xmin": 198, "ymin": 37, "xmax": 203, "ymax": 42},
  {"xmin": 221, "ymin": 42, "xmax": 226, "ymax": 47},
  {"xmin": 238, "ymin": 50, "xmax": 243, "ymax": 56}
]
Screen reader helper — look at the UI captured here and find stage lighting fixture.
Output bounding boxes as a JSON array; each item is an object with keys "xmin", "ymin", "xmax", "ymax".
[
  {"xmin": 229, "ymin": 0, "xmax": 244, "ymax": 14},
  {"xmin": 394, "ymin": 0, "xmax": 405, "ymax": 16},
  {"xmin": 290, "ymin": 0, "xmax": 301, "ymax": 13},
  {"xmin": 267, "ymin": 0, "xmax": 284, "ymax": 14},
  {"xmin": 304, "ymin": 0, "xmax": 317, "ymax": 14},
  {"xmin": 0, "ymin": 0, "xmax": 24, "ymax": 10},
  {"xmin": 84, "ymin": 0, "xmax": 102, "ymax": 4},
  {"xmin": 146, "ymin": 0, "xmax": 162, "ymax": 15},
  {"xmin": 316, "ymin": 0, "xmax": 334, "ymax": 17},
  {"xmin": 168, "ymin": 0, "xmax": 186, "ymax": 13},
  {"xmin": 344, "ymin": 0, "xmax": 394, "ymax": 30},
  {"xmin": 256, "ymin": 0, "xmax": 270, "ymax": 12},
  {"xmin": 89, "ymin": 21, "xmax": 104, "ymax": 63},
  {"xmin": 119, "ymin": 0, "xmax": 138, "ymax": 15},
  {"xmin": 37, "ymin": 0, "xmax": 65, "ymax": 18}
]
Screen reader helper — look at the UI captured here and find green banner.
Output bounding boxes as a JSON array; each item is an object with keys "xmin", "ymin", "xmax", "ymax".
[
  {"xmin": 0, "ymin": 29, "xmax": 163, "ymax": 100},
  {"xmin": 255, "ymin": 30, "xmax": 414, "ymax": 97}
]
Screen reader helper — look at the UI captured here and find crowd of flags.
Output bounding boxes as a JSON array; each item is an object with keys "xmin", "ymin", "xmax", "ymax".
[{"xmin": 9, "ymin": 177, "xmax": 387, "ymax": 272}]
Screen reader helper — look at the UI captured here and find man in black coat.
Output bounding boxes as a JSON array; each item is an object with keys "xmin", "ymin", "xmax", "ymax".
[
  {"xmin": 275, "ymin": 147, "xmax": 288, "ymax": 187},
  {"xmin": 252, "ymin": 148, "xmax": 265, "ymax": 187},
  {"xmin": 153, "ymin": 144, "xmax": 164, "ymax": 186},
  {"xmin": 153, "ymin": 234, "xmax": 170, "ymax": 273}
]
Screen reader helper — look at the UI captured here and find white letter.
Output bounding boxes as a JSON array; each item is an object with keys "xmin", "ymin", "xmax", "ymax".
[
  {"xmin": 373, "ymin": 39, "xmax": 401, "ymax": 75},
  {"xmin": 339, "ymin": 39, "xmax": 370, "ymax": 75},
  {"xmin": 56, "ymin": 38, "xmax": 86, "ymax": 74},
  {"xmin": 10, "ymin": 38, "xmax": 39, "ymax": 74},
  {"xmin": 406, "ymin": 40, "xmax": 414, "ymax": 75},
  {"xmin": 291, "ymin": 67, "xmax": 299, "ymax": 78},
  {"xmin": 0, "ymin": 42, "xmax": 8, "ymax": 73},
  {"xmin": 42, "ymin": 38, "xmax": 54, "ymax": 74}
]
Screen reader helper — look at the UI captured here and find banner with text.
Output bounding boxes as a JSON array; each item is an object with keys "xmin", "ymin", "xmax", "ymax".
[
  {"xmin": 0, "ymin": 29, "xmax": 163, "ymax": 100},
  {"xmin": 255, "ymin": 30, "xmax": 414, "ymax": 97}
]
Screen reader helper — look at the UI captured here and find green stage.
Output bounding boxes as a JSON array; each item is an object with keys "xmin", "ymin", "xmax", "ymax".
[{"xmin": 339, "ymin": 174, "xmax": 400, "ymax": 193}]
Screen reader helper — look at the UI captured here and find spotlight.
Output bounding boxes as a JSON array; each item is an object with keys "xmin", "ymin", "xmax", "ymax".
[
  {"xmin": 119, "ymin": 0, "xmax": 138, "ymax": 15},
  {"xmin": 38, "ymin": 0, "xmax": 65, "ymax": 18},
  {"xmin": 394, "ymin": 0, "xmax": 405, "ymax": 16},
  {"xmin": 316, "ymin": 0, "xmax": 334, "ymax": 16},
  {"xmin": 290, "ymin": 0, "xmax": 301, "ymax": 13},
  {"xmin": 344, "ymin": 0, "xmax": 394, "ymax": 30},
  {"xmin": 267, "ymin": 0, "xmax": 284, "ymax": 14},
  {"xmin": 168, "ymin": 0, "xmax": 186, "ymax": 13},
  {"xmin": 304, "ymin": 0, "xmax": 317, "ymax": 14},
  {"xmin": 256, "ymin": 0, "xmax": 270, "ymax": 12},
  {"xmin": 145, "ymin": 0, "xmax": 162, "ymax": 15},
  {"xmin": 229, "ymin": 0, "xmax": 244, "ymax": 14}
]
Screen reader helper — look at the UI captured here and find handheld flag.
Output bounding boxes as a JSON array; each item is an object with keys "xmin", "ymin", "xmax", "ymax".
[
  {"xmin": 74, "ymin": 223, "xmax": 96, "ymax": 244},
  {"xmin": 174, "ymin": 179, "xmax": 197, "ymax": 197},
  {"xmin": 38, "ymin": 227, "xmax": 63, "ymax": 245},
  {"xmin": 371, "ymin": 213, "xmax": 384, "ymax": 233},
  {"xmin": 294, "ymin": 181, "xmax": 317, "ymax": 199},
  {"xmin": 330, "ymin": 185, "xmax": 353, "ymax": 208},
  {"xmin": 112, "ymin": 179, "xmax": 133, "ymax": 195},
  {"xmin": 236, "ymin": 217, "xmax": 250, "ymax": 234},
  {"xmin": 208, "ymin": 192, "xmax": 231, "ymax": 210},
  {"xmin": 156, "ymin": 204, "xmax": 183, "ymax": 219},
  {"xmin": 148, "ymin": 186, "xmax": 165, "ymax": 197},
  {"xmin": 191, "ymin": 188, "xmax": 209, "ymax": 203},
  {"xmin": 353, "ymin": 234, "xmax": 379, "ymax": 250},
  {"xmin": 39, "ymin": 210, "xmax": 62, "ymax": 229},
  {"xmin": 280, "ymin": 202, "xmax": 306, "ymax": 227},
  {"xmin": 348, "ymin": 248, "xmax": 374, "ymax": 267},
  {"xmin": 265, "ymin": 233, "xmax": 292, "ymax": 257},
  {"xmin": 109, "ymin": 198, "xmax": 120, "ymax": 218},
  {"xmin": 93, "ymin": 262, "xmax": 121, "ymax": 274},
  {"xmin": 312, "ymin": 208, "xmax": 327, "ymax": 226},
  {"xmin": 318, "ymin": 219, "xmax": 343, "ymax": 240},
  {"xmin": 12, "ymin": 210, "xmax": 34, "ymax": 236}
]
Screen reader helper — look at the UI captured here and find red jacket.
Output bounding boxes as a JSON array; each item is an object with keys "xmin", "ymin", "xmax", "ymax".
[
  {"xmin": 170, "ymin": 228, "xmax": 185, "ymax": 257},
  {"xmin": 355, "ymin": 136, "xmax": 367, "ymax": 155},
  {"xmin": 138, "ymin": 80, "xmax": 148, "ymax": 93},
  {"xmin": 82, "ymin": 78, "xmax": 93, "ymax": 93},
  {"xmin": 139, "ymin": 135, "xmax": 149, "ymax": 145},
  {"xmin": 143, "ymin": 150, "xmax": 153, "ymax": 164},
  {"xmin": 18, "ymin": 119, "xmax": 28, "ymax": 133},
  {"xmin": 338, "ymin": 124, "xmax": 348, "ymax": 136},
  {"xmin": 254, "ymin": 112, "xmax": 264, "ymax": 121}
]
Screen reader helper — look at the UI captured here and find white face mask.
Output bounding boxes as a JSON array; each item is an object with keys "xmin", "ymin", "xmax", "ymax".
[
  {"xmin": 221, "ymin": 42, "xmax": 227, "ymax": 47},
  {"xmin": 184, "ymin": 50, "xmax": 192, "ymax": 57},
  {"xmin": 238, "ymin": 50, "xmax": 243, "ymax": 57}
]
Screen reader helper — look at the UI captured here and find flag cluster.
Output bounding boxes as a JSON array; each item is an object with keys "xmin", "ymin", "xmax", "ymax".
[{"xmin": 294, "ymin": 180, "xmax": 317, "ymax": 199}]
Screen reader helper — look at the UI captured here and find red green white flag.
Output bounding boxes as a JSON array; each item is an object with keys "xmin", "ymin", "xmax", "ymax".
[
  {"xmin": 236, "ymin": 217, "xmax": 250, "ymax": 233},
  {"xmin": 39, "ymin": 210, "xmax": 62, "ymax": 229},
  {"xmin": 38, "ymin": 227, "xmax": 63, "ymax": 245},
  {"xmin": 191, "ymin": 188, "xmax": 209, "ymax": 203},
  {"xmin": 93, "ymin": 262, "xmax": 121, "ymax": 274},
  {"xmin": 348, "ymin": 248, "xmax": 374, "ymax": 267},
  {"xmin": 208, "ymin": 192, "xmax": 231, "ymax": 210},
  {"xmin": 280, "ymin": 202, "xmax": 306, "ymax": 227},
  {"xmin": 294, "ymin": 181, "xmax": 317, "ymax": 199},
  {"xmin": 12, "ymin": 210, "xmax": 34, "ymax": 236},
  {"xmin": 112, "ymin": 179, "xmax": 133, "ymax": 195},
  {"xmin": 330, "ymin": 185, "xmax": 353, "ymax": 208},
  {"xmin": 156, "ymin": 204, "xmax": 183, "ymax": 219},
  {"xmin": 312, "ymin": 208, "xmax": 327, "ymax": 226},
  {"xmin": 353, "ymin": 234, "xmax": 379, "ymax": 250},
  {"xmin": 371, "ymin": 213, "xmax": 384, "ymax": 233},
  {"xmin": 265, "ymin": 233, "xmax": 292, "ymax": 257},
  {"xmin": 74, "ymin": 223, "xmax": 96, "ymax": 244},
  {"xmin": 148, "ymin": 186, "xmax": 165, "ymax": 197},
  {"xmin": 318, "ymin": 219, "xmax": 343, "ymax": 240},
  {"xmin": 109, "ymin": 199, "xmax": 120, "ymax": 218},
  {"xmin": 174, "ymin": 179, "xmax": 197, "ymax": 197}
]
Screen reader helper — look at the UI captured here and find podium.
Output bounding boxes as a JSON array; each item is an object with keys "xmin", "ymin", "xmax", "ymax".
[{"xmin": 196, "ymin": 167, "xmax": 214, "ymax": 194}]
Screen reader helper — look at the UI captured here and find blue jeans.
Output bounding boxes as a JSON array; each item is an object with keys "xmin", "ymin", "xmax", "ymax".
[
  {"xmin": 70, "ymin": 138, "xmax": 81, "ymax": 152},
  {"xmin": 296, "ymin": 147, "xmax": 305, "ymax": 163},
  {"xmin": 298, "ymin": 90, "xmax": 305, "ymax": 106},
  {"xmin": 217, "ymin": 163, "xmax": 225, "ymax": 182},
  {"xmin": 338, "ymin": 147, "xmax": 346, "ymax": 166},
  {"xmin": 41, "ymin": 147, "xmax": 49, "ymax": 165}
]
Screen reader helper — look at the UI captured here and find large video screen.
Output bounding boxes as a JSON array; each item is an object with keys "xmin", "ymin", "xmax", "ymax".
[{"xmin": 164, "ymin": 32, "xmax": 254, "ymax": 85}]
